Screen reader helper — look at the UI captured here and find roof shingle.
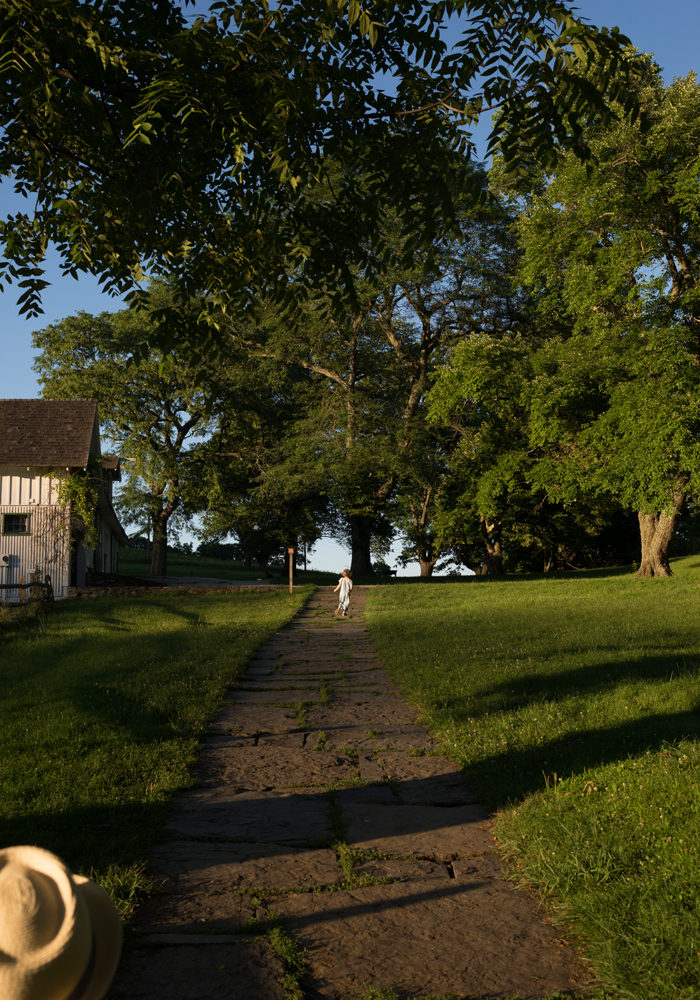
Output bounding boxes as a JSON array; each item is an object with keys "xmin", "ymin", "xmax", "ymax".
[{"xmin": 0, "ymin": 399, "xmax": 100, "ymax": 468}]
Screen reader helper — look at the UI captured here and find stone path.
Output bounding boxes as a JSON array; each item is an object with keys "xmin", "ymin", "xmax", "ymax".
[{"xmin": 107, "ymin": 587, "xmax": 589, "ymax": 1000}]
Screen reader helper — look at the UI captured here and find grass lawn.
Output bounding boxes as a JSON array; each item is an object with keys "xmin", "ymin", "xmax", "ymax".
[
  {"xmin": 366, "ymin": 556, "xmax": 700, "ymax": 1000},
  {"xmin": 117, "ymin": 547, "xmax": 339, "ymax": 585},
  {"xmin": 0, "ymin": 586, "xmax": 310, "ymax": 918}
]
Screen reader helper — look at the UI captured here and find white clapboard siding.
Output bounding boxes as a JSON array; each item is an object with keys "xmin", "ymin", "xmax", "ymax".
[
  {"xmin": 0, "ymin": 470, "xmax": 61, "ymax": 507},
  {"xmin": 0, "ymin": 470, "xmax": 71, "ymax": 599},
  {"xmin": 0, "ymin": 506, "xmax": 71, "ymax": 599}
]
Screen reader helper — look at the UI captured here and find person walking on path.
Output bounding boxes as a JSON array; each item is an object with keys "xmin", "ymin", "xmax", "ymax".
[{"xmin": 333, "ymin": 568, "xmax": 352, "ymax": 617}]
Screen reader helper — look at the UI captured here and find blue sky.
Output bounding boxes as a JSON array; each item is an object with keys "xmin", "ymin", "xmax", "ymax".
[{"xmin": 1, "ymin": 1, "xmax": 698, "ymax": 569}]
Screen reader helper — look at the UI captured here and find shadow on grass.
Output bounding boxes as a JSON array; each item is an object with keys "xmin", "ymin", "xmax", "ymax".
[
  {"xmin": 414, "ymin": 642, "xmax": 700, "ymax": 807},
  {"xmin": 457, "ymin": 648, "xmax": 700, "ymax": 721},
  {"xmin": 0, "ymin": 590, "xmax": 305, "ymax": 886},
  {"xmin": 4, "ymin": 621, "xmax": 238, "ymax": 740},
  {"xmin": 460, "ymin": 706, "xmax": 700, "ymax": 809},
  {"xmin": 0, "ymin": 799, "xmax": 171, "ymax": 882}
]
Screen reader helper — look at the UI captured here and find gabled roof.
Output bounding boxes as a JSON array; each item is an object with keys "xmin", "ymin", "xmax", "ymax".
[{"xmin": 0, "ymin": 399, "xmax": 100, "ymax": 468}]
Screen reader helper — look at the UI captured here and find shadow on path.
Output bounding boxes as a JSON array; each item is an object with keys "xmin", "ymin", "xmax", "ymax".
[{"xmin": 107, "ymin": 587, "xmax": 593, "ymax": 1000}]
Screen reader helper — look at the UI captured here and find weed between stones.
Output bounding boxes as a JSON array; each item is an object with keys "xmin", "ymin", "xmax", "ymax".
[
  {"xmin": 362, "ymin": 990, "xmax": 557, "ymax": 1000},
  {"xmin": 266, "ymin": 922, "xmax": 308, "ymax": 1000},
  {"xmin": 278, "ymin": 700, "xmax": 310, "ymax": 727}
]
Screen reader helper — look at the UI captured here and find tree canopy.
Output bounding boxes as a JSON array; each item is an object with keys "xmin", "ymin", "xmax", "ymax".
[
  {"xmin": 236, "ymin": 163, "xmax": 522, "ymax": 575},
  {"xmin": 430, "ymin": 62, "xmax": 700, "ymax": 576},
  {"xmin": 514, "ymin": 63, "xmax": 700, "ymax": 575},
  {"xmin": 1, "ymin": 0, "xmax": 636, "ymax": 325},
  {"xmin": 32, "ymin": 284, "xmax": 239, "ymax": 574}
]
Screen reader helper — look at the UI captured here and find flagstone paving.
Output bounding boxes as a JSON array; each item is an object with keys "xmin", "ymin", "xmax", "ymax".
[{"xmin": 107, "ymin": 587, "xmax": 590, "ymax": 1000}]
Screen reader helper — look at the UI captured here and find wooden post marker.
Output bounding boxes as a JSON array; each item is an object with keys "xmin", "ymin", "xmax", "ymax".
[{"xmin": 288, "ymin": 547, "xmax": 295, "ymax": 593}]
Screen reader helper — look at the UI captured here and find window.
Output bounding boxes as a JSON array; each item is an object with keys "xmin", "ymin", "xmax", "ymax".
[{"xmin": 2, "ymin": 514, "xmax": 30, "ymax": 535}]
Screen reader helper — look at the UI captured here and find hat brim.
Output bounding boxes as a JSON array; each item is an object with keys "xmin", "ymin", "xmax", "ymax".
[{"xmin": 73, "ymin": 878, "xmax": 122, "ymax": 1000}]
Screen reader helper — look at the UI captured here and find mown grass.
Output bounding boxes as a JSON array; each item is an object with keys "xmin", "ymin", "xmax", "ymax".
[
  {"xmin": 366, "ymin": 556, "xmax": 700, "ymax": 1000},
  {"xmin": 118, "ymin": 547, "xmax": 339, "ymax": 585},
  {"xmin": 0, "ymin": 586, "xmax": 310, "ymax": 919}
]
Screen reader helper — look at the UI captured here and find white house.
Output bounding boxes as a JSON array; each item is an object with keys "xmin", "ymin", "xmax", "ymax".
[{"xmin": 0, "ymin": 399, "xmax": 128, "ymax": 599}]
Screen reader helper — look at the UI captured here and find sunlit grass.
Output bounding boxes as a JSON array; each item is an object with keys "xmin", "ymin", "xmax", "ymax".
[
  {"xmin": 366, "ymin": 556, "xmax": 700, "ymax": 1000},
  {"xmin": 0, "ymin": 587, "xmax": 310, "ymax": 919},
  {"xmin": 118, "ymin": 547, "xmax": 339, "ymax": 584}
]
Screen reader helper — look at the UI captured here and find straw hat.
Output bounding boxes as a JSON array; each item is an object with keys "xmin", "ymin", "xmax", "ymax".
[{"xmin": 0, "ymin": 845, "xmax": 122, "ymax": 1000}]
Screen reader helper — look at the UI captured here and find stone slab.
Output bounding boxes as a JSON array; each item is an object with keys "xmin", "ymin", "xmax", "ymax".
[
  {"xmin": 135, "ymin": 884, "xmax": 256, "ymax": 933},
  {"xmin": 379, "ymin": 752, "xmax": 478, "ymax": 805},
  {"xmin": 210, "ymin": 703, "xmax": 299, "ymax": 735},
  {"xmin": 260, "ymin": 640, "xmax": 331, "ymax": 654},
  {"xmin": 107, "ymin": 939, "xmax": 286, "ymax": 1000},
  {"xmin": 333, "ymin": 784, "xmax": 398, "ymax": 806},
  {"xmin": 357, "ymin": 754, "xmax": 386, "ymax": 784},
  {"xmin": 245, "ymin": 656, "xmax": 286, "ymax": 667},
  {"xmin": 203, "ymin": 732, "xmax": 257, "ymax": 749},
  {"xmin": 254, "ymin": 666, "xmax": 348, "ymax": 679},
  {"xmin": 353, "ymin": 857, "xmax": 449, "ymax": 882},
  {"xmin": 111, "ymin": 586, "xmax": 591, "ymax": 1000},
  {"xmin": 307, "ymin": 723, "xmax": 436, "ymax": 753},
  {"xmin": 200, "ymin": 746, "xmax": 361, "ymax": 790},
  {"xmin": 148, "ymin": 841, "xmax": 342, "ymax": 892},
  {"xmin": 380, "ymin": 751, "xmax": 462, "ymax": 781},
  {"xmin": 259, "ymin": 641, "xmax": 373, "ymax": 654},
  {"xmin": 266, "ymin": 668, "xmax": 388, "ymax": 686},
  {"xmin": 334, "ymin": 671, "xmax": 396, "ymax": 687},
  {"xmin": 452, "ymin": 852, "xmax": 506, "ymax": 880},
  {"xmin": 306, "ymin": 701, "xmax": 420, "ymax": 731},
  {"xmin": 255, "ymin": 731, "xmax": 307, "ymax": 747},
  {"xmin": 330, "ymin": 650, "xmax": 381, "ymax": 659},
  {"xmin": 228, "ymin": 689, "xmax": 319, "ymax": 705},
  {"xmin": 167, "ymin": 790, "xmax": 334, "ymax": 844},
  {"xmin": 329, "ymin": 685, "xmax": 400, "ymax": 702},
  {"xmin": 342, "ymin": 802, "xmax": 493, "ymax": 860},
  {"xmin": 237, "ymin": 682, "xmax": 321, "ymax": 693},
  {"xmin": 271, "ymin": 880, "xmax": 588, "ymax": 1000}
]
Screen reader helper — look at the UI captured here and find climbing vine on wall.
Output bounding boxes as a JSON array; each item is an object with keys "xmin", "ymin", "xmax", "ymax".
[{"xmin": 55, "ymin": 468, "xmax": 100, "ymax": 551}]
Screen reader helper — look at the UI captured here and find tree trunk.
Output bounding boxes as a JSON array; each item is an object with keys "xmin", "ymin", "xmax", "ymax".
[
  {"xmin": 150, "ymin": 512, "xmax": 169, "ymax": 576},
  {"xmin": 636, "ymin": 496, "xmax": 683, "ymax": 577},
  {"xmin": 417, "ymin": 546, "xmax": 437, "ymax": 577},
  {"xmin": 350, "ymin": 515, "xmax": 373, "ymax": 576},
  {"xmin": 418, "ymin": 556, "xmax": 436, "ymax": 577},
  {"xmin": 480, "ymin": 517, "xmax": 504, "ymax": 576}
]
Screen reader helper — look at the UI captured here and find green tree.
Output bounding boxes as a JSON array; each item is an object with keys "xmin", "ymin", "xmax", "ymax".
[
  {"xmin": 248, "ymin": 166, "xmax": 519, "ymax": 575},
  {"xmin": 513, "ymin": 63, "xmax": 700, "ymax": 576},
  {"xmin": 250, "ymin": 289, "xmax": 403, "ymax": 575},
  {"xmin": 32, "ymin": 286, "xmax": 236, "ymax": 575},
  {"xmin": 391, "ymin": 419, "xmax": 465, "ymax": 576},
  {"xmin": 0, "ymin": 1, "xmax": 636, "ymax": 322},
  {"xmin": 429, "ymin": 330, "xmax": 534, "ymax": 574},
  {"xmin": 429, "ymin": 327, "xmax": 643, "ymax": 574},
  {"xmin": 192, "ymin": 358, "xmax": 330, "ymax": 570}
]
